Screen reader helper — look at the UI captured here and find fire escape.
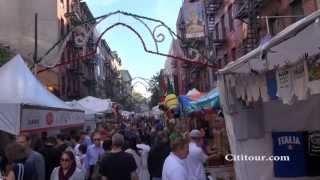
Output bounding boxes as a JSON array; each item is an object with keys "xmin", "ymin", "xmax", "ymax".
[
  {"xmin": 235, "ymin": 0, "xmax": 264, "ymax": 55},
  {"xmin": 205, "ymin": 0, "xmax": 224, "ymax": 47}
]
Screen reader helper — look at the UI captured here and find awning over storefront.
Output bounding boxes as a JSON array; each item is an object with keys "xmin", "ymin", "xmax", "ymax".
[{"xmin": 219, "ymin": 10, "xmax": 320, "ymax": 74}]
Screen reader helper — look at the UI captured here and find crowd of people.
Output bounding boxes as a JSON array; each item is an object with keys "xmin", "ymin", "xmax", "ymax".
[{"xmin": 0, "ymin": 117, "xmax": 216, "ymax": 180}]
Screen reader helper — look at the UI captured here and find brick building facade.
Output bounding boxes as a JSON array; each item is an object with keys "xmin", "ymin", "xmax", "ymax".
[{"xmin": 212, "ymin": 0, "xmax": 319, "ymax": 70}]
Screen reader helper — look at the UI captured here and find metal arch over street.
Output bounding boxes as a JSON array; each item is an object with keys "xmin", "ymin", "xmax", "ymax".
[{"xmin": 36, "ymin": 10, "xmax": 217, "ymax": 74}]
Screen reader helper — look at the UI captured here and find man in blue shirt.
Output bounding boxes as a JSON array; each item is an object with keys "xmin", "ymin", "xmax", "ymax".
[{"xmin": 87, "ymin": 132, "xmax": 104, "ymax": 179}]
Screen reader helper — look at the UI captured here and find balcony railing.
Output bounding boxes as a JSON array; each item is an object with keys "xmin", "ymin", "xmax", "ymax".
[{"xmin": 234, "ymin": 0, "xmax": 265, "ymax": 22}]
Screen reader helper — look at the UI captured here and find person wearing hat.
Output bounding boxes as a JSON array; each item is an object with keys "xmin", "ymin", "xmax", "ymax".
[{"xmin": 185, "ymin": 129, "xmax": 209, "ymax": 180}]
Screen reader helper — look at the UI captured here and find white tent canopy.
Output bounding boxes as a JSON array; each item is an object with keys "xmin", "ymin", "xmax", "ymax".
[
  {"xmin": 219, "ymin": 10, "xmax": 320, "ymax": 74},
  {"xmin": 0, "ymin": 55, "xmax": 84, "ymax": 135},
  {"xmin": 77, "ymin": 96, "xmax": 112, "ymax": 114},
  {"xmin": 151, "ymin": 105, "xmax": 163, "ymax": 119},
  {"xmin": 0, "ymin": 55, "xmax": 70, "ymax": 108},
  {"xmin": 66, "ymin": 100, "xmax": 96, "ymax": 115}
]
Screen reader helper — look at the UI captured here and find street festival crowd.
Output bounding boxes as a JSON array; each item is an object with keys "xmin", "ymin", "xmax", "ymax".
[{"xmin": 0, "ymin": 116, "xmax": 218, "ymax": 180}]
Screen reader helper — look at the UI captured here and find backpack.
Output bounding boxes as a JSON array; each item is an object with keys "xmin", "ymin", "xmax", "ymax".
[{"xmin": 13, "ymin": 163, "xmax": 24, "ymax": 180}]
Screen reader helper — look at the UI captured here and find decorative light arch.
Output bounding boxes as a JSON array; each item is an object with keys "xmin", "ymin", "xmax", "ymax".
[{"xmin": 36, "ymin": 10, "xmax": 217, "ymax": 74}]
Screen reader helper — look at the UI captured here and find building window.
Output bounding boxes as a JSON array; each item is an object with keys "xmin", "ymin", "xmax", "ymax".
[
  {"xmin": 228, "ymin": 5, "xmax": 234, "ymax": 31},
  {"xmin": 66, "ymin": 0, "xmax": 70, "ymax": 13},
  {"xmin": 231, "ymin": 48, "xmax": 236, "ymax": 61},
  {"xmin": 61, "ymin": 52, "xmax": 65, "ymax": 63},
  {"xmin": 223, "ymin": 53, "xmax": 228, "ymax": 64},
  {"xmin": 317, "ymin": 0, "xmax": 320, "ymax": 9},
  {"xmin": 290, "ymin": 0, "xmax": 304, "ymax": 22},
  {"xmin": 221, "ymin": 15, "xmax": 226, "ymax": 38},
  {"xmin": 268, "ymin": 18, "xmax": 277, "ymax": 36},
  {"xmin": 60, "ymin": 18, "xmax": 65, "ymax": 37},
  {"xmin": 66, "ymin": 23, "xmax": 70, "ymax": 33},
  {"xmin": 215, "ymin": 23, "xmax": 219, "ymax": 39},
  {"xmin": 73, "ymin": 78, "xmax": 76, "ymax": 93},
  {"xmin": 61, "ymin": 76, "xmax": 65, "ymax": 96}
]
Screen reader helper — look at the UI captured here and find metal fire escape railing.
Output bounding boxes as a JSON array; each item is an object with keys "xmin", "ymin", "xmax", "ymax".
[
  {"xmin": 205, "ymin": 0, "xmax": 224, "ymax": 47},
  {"xmin": 234, "ymin": 0, "xmax": 264, "ymax": 55}
]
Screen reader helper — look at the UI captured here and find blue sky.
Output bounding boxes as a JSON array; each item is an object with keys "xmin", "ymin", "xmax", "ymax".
[{"xmin": 84, "ymin": 0, "xmax": 183, "ymax": 95}]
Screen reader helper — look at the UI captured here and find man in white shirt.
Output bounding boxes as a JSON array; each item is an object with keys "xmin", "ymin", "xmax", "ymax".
[
  {"xmin": 162, "ymin": 133, "xmax": 189, "ymax": 180},
  {"xmin": 186, "ymin": 129, "xmax": 208, "ymax": 180}
]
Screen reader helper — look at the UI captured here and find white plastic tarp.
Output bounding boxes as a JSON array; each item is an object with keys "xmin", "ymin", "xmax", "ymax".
[{"xmin": 77, "ymin": 96, "xmax": 112, "ymax": 113}]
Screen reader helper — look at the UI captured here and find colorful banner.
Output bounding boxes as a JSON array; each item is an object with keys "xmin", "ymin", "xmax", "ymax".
[{"xmin": 183, "ymin": 1, "xmax": 205, "ymax": 39}]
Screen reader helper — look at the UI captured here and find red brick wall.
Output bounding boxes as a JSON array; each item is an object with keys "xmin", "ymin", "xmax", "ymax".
[{"xmin": 215, "ymin": 0, "xmax": 319, "ymax": 69}]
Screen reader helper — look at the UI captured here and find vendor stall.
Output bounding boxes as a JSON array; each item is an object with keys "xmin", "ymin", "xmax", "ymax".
[
  {"xmin": 0, "ymin": 55, "xmax": 84, "ymax": 135},
  {"xmin": 67, "ymin": 96, "xmax": 113, "ymax": 132},
  {"xmin": 218, "ymin": 10, "xmax": 320, "ymax": 180}
]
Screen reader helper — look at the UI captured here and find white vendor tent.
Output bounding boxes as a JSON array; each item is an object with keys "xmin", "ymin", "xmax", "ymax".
[
  {"xmin": 218, "ymin": 10, "xmax": 320, "ymax": 180},
  {"xmin": 151, "ymin": 105, "xmax": 163, "ymax": 119},
  {"xmin": 0, "ymin": 55, "xmax": 84, "ymax": 135},
  {"xmin": 66, "ymin": 100, "xmax": 96, "ymax": 120},
  {"xmin": 77, "ymin": 96, "xmax": 112, "ymax": 114}
]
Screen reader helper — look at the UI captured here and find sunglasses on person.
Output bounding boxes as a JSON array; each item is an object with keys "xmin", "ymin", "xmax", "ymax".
[
  {"xmin": 60, "ymin": 158, "xmax": 71, "ymax": 162},
  {"xmin": 94, "ymin": 138, "xmax": 101, "ymax": 141}
]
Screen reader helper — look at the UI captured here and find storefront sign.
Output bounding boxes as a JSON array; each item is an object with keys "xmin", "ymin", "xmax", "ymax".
[
  {"xmin": 183, "ymin": 1, "xmax": 205, "ymax": 39},
  {"xmin": 21, "ymin": 107, "xmax": 84, "ymax": 132}
]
